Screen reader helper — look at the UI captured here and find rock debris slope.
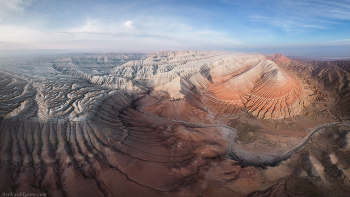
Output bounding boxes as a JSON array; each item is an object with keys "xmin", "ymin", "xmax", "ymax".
[{"xmin": 0, "ymin": 51, "xmax": 349, "ymax": 197}]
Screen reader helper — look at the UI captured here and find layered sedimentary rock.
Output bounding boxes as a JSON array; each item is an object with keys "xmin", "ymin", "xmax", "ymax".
[
  {"xmin": 0, "ymin": 51, "xmax": 309, "ymax": 121},
  {"xmin": 202, "ymin": 55, "xmax": 307, "ymax": 119},
  {"xmin": 1, "ymin": 51, "xmax": 349, "ymax": 197},
  {"xmin": 280, "ymin": 59, "xmax": 350, "ymax": 119}
]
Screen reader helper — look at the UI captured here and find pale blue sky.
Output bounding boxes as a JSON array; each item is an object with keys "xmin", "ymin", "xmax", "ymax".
[{"xmin": 0, "ymin": 0, "xmax": 350, "ymax": 57}]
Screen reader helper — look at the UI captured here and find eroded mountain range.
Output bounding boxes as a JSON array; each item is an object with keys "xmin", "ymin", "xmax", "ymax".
[{"xmin": 0, "ymin": 51, "xmax": 350, "ymax": 197}]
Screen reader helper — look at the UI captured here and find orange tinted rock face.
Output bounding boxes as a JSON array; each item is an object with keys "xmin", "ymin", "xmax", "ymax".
[
  {"xmin": 200, "ymin": 56, "xmax": 307, "ymax": 119},
  {"xmin": 244, "ymin": 68, "xmax": 303, "ymax": 119},
  {"xmin": 265, "ymin": 53, "xmax": 290, "ymax": 64}
]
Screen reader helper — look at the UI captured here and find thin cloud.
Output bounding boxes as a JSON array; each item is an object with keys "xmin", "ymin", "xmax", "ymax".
[
  {"xmin": 248, "ymin": 15, "xmax": 268, "ymax": 19},
  {"xmin": 0, "ymin": 0, "xmax": 26, "ymax": 10},
  {"xmin": 0, "ymin": 0, "xmax": 33, "ymax": 22},
  {"xmin": 300, "ymin": 0, "xmax": 350, "ymax": 20},
  {"xmin": 316, "ymin": 39, "xmax": 350, "ymax": 46},
  {"xmin": 248, "ymin": 0, "xmax": 350, "ymax": 31},
  {"xmin": 300, "ymin": 25, "xmax": 331, "ymax": 29},
  {"xmin": 0, "ymin": 17, "xmax": 241, "ymax": 50},
  {"xmin": 250, "ymin": 16, "xmax": 331, "ymax": 31},
  {"xmin": 70, "ymin": 19, "xmax": 102, "ymax": 33}
]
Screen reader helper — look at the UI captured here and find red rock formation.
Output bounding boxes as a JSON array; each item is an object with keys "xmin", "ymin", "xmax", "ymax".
[
  {"xmin": 201, "ymin": 56, "xmax": 306, "ymax": 119},
  {"xmin": 265, "ymin": 53, "xmax": 290, "ymax": 64}
]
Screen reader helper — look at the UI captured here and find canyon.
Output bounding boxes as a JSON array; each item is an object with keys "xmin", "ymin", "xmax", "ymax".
[{"xmin": 1, "ymin": 51, "xmax": 350, "ymax": 197}]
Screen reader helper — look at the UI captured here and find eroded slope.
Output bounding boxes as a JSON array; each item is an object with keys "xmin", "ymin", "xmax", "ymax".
[{"xmin": 0, "ymin": 51, "xmax": 347, "ymax": 197}]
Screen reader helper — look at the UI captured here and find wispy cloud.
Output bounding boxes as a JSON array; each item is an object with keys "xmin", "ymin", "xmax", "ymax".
[
  {"xmin": 0, "ymin": 17, "xmax": 240, "ymax": 51},
  {"xmin": 249, "ymin": 16, "xmax": 332, "ymax": 32},
  {"xmin": 0, "ymin": 0, "xmax": 33, "ymax": 22},
  {"xmin": 0, "ymin": 0, "xmax": 26, "ymax": 10},
  {"xmin": 315, "ymin": 39, "xmax": 350, "ymax": 46},
  {"xmin": 248, "ymin": 15, "xmax": 268, "ymax": 20},
  {"xmin": 248, "ymin": 0, "xmax": 350, "ymax": 31},
  {"xmin": 303, "ymin": 0, "xmax": 350, "ymax": 20},
  {"xmin": 300, "ymin": 25, "xmax": 329, "ymax": 29},
  {"xmin": 67, "ymin": 18, "xmax": 241, "ymax": 46}
]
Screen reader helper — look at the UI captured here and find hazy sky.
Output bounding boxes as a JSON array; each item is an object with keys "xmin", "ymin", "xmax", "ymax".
[{"xmin": 1, "ymin": 0, "xmax": 350, "ymax": 56}]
